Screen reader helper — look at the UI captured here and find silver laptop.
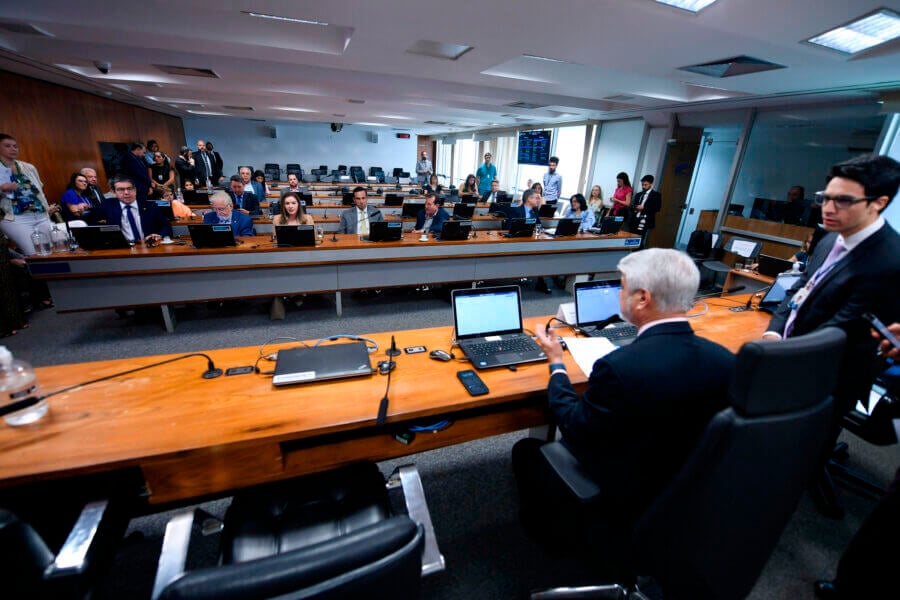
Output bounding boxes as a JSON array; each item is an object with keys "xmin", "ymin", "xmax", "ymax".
[
  {"xmin": 452, "ymin": 285, "xmax": 546, "ymax": 370},
  {"xmin": 574, "ymin": 280, "xmax": 638, "ymax": 346},
  {"xmin": 272, "ymin": 342, "xmax": 373, "ymax": 386}
]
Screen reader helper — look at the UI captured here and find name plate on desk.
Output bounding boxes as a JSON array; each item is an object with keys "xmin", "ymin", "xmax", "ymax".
[{"xmin": 624, "ymin": 238, "xmax": 641, "ymax": 247}]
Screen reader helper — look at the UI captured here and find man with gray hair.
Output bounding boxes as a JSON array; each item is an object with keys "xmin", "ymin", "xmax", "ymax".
[
  {"xmin": 203, "ymin": 191, "xmax": 254, "ymax": 237},
  {"xmin": 513, "ymin": 248, "xmax": 735, "ymax": 545}
]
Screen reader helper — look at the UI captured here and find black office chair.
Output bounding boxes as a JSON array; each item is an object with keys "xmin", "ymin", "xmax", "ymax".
[
  {"xmin": 337, "ymin": 164, "xmax": 348, "ymax": 175},
  {"xmin": 350, "ymin": 166, "xmax": 365, "ymax": 183},
  {"xmin": 318, "ymin": 164, "xmax": 328, "ymax": 173},
  {"xmin": 285, "ymin": 163, "xmax": 302, "ymax": 176},
  {"xmin": 370, "ymin": 166, "xmax": 385, "ymax": 182},
  {"xmin": 530, "ymin": 327, "xmax": 846, "ymax": 600},
  {"xmin": 151, "ymin": 462, "xmax": 443, "ymax": 600},
  {"xmin": 263, "ymin": 163, "xmax": 281, "ymax": 181},
  {"xmin": 700, "ymin": 236, "xmax": 761, "ymax": 290}
]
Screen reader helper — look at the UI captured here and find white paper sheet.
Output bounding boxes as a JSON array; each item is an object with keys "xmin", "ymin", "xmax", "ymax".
[{"xmin": 562, "ymin": 336, "xmax": 617, "ymax": 377}]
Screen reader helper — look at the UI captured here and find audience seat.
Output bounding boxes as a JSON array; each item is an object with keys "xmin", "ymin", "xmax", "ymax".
[
  {"xmin": 700, "ymin": 236, "xmax": 760, "ymax": 290},
  {"xmin": 370, "ymin": 167, "xmax": 386, "ymax": 183},
  {"xmin": 529, "ymin": 327, "xmax": 846, "ymax": 600},
  {"xmin": 151, "ymin": 462, "xmax": 443, "ymax": 600},
  {"xmin": 350, "ymin": 166, "xmax": 365, "ymax": 183},
  {"xmin": 285, "ymin": 163, "xmax": 302, "ymax": 177},
  {"xmin": 263, "ymin": 163, "xmax": 280, "ymax": 182}
]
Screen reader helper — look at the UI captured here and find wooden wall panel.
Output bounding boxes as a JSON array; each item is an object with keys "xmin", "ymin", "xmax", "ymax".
[{"xmin": 0, "ymin": 70, "xmax": 185, "ymax": 203}]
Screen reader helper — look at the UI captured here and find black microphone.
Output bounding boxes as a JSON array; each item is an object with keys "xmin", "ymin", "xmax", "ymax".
[
  {"xmin": 744, "ymin": 285, "xmax": 773, "ymax": 308},
  {"xmin": 386, "ymin": 335, "xmax": 401, "ymax": 357},
  {"xmin": 693, "ymin": 285, "xmax": 745, "ymax": 301}
]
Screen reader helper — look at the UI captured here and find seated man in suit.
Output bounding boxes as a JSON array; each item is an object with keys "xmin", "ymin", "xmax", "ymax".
[
  {"xmin": 513, "ymin": 248, "xmax": 735, "ymax": 547},
  {"xmin": 481, "ymin": 179, "xmax": 502, "ymax": 204},
  {"xmin": 279, "ymin": 173, "xmax": 304, "ymax": 198},
  {"xmin": 227, "ymin": 175, "xmax": 261, "ymax": 216},
  {"xmin": 239, "ymin": 166, "xmax": 265, "ymax": 201},
  {"xmin": 338, "ymin": 186, "xmax": 384, "ymax": 234},
  {"xmin": 414, "ymin": 192, "xmax": 450, "ymax": 234},
  {"xmin": 509, "ymin": 188, "xmax": 542, "ymax": 223},
  {"xmin": 203, "ymin": 191, "xmax": 254, "ymax": 237},
  {"xmin": 101, "ymin": 175, "xmax": 172, "ymax": 243}
]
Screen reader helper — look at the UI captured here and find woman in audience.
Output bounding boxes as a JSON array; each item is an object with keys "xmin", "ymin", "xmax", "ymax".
[
  {"xmin": 564, "ymin": 193, "xmax": 595, "ymax": 232},
  {"xmin": 145, "ymin": 140, "xmax": 170, "ymax": 167},
  {"xmin": 148, "ymin": 151, "xmax": 175, "ymax": 199},
  {"xmin": 253, "ymin": 169, "xmax": 271, "ymax": 196},
  {"xmin": 59, "ymin": 172, "xmax": 95, "ymax": 222},
  {"xmin": 174, "ymin": 146, "xmax": 197, "ymax": 187},
  {"xmin": 424, "ymin": 173, "xmax": 443, "ymax": 195},
  {"xmin": 587, "ymin": 184, "xmax": 604, "ymax": 216},
  {"xmin": 162, "ymin": 188, "xmax": 193, "ymax": 219},
  {"xmin": 274, "ymin": 192, "xmax": 314, "ymax": 226},
  {"xmin": 609, "ymin": 172, "xmax": 632, "ymax": 219},
  {"xmin": 0, "ymin": 133, "xmax": 61, "ymax": 255},
  {"xmin": 460, "ymin": 174, "xmax": 478, "ymax": 195}
]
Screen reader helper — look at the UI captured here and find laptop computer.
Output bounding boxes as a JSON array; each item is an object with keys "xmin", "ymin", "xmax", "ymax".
[
  {"xmin": 758, "ymin": 272, "xmax": 803, "ymax": 313},
  {"xmin": 451, "ymin": 285, "xmax": 546, "ymax": 370},
  {"xmin": 272, "ymin": 341, "xmax": 373, "ymax": 386},
  {"xmin": 384, "ymin": 193, "xmax": 404, "ymax": 206},
  {"xmin": 589, "ymin": 215, "xmax": 626, "ymax": 235},
  {"xmin": 502, "ymin": 218, "xmax": 537, "ymax": 238},
  {"xmin": 401, "ymin": 202, "xmax": 425, "ymax": 218},
  {"xmin": 156, "ymin": 200, "xmax": 176, "ymax": 221},
  {"xmin": 460, "ymin": 194, "xmax": 479, "ymax": 204},
  {"xmin": 573, "ymin": 280, "xmax": 638, "ymax": 346},
  {"xmin": 452, "ymin": 203, "xmax": 475, "ymax": 220},
  {"xmin": 180, "ymin": 189, "xmax": 203, "ymax": 204},
  {"xmin": 275, "ymin": 224, "xmax": 316, "ymax": 247},
  {"xmin": 756, "ymin": 254, "xmax": 794, "ymax": 277},
  {"xmin": 488, "ymin": 202, "xmax": 514, "ymax": 218},
  {"xmin": 365, "ymin": 221, "xmax": 403, "ymax": 242},
  {"xmin": 538, "ymin": 204, "xmax": 557, "ymax": 218},
  {"xmin": 71, "ymin": 225, "xmax": 132, "ymax": 250},
  {"xmin": 187, "ymin": 224, "xmax": 237, "ymax": 248},
  {"xmin": 544, "ymin": 217, "xmax": 580, "ymax": 237},
  {"xmin": 438, "ymin": 220, "xmax": 472, "ymax": 241}
]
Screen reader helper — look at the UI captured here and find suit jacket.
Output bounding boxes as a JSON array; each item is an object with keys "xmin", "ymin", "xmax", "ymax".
[
  {"xmin": 174, "ymin": 156, "xmax": 197, "ymax": 186},
  {"xmin": 246, "ymin": 180, "xmax": 265, "ymax": 202},
  {"xmin": 100, "ymin": 198, "xmax": 172, "ymax": 240},
  {"xmin": 338, "ymin": 206, "xmax": 384, "ymax": 234},
  {"xmin": 768, "ymin": 223, "xmax": 900, "ymax": 410},
  {"xmin": 506, "ymin": 204, "xmax": 542, "ymax": 229},
  {"xmin": 414, "ymin": 207, "xmax": 450, "ymax": 233},
  {"xmin": 227, "ymin": 191, "xmax": 261, "ymax": 216},
  {"xmin": 210, "ymin": 151, "xmax": 224, "ymax": 182},
  {"xmin": 633, "ymin": 189, "xmax": 662, "ymax": 228},
  {"xmin": 194, "ymin": 151, "xmax": 216, "ymax": 184},
  {"xmin": 481, "ymin": 190, "xmax": 503, "ymax": 204},
  {"xmin": 121, "ymin": 152, "xmax": 153, "ymax": 200},
  {"xmin": 202, "ymin": 210, "xmax": 254, "ymax": 237},
  {"xmin": 548, "ymin": 321, "xmax": 734, "ymax": 520}
]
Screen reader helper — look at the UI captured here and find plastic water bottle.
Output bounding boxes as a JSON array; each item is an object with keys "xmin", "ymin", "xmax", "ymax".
[
  {"xmin": 51, "ymin": 224, "xmax": 68, "ymax": 252},
  {"xmin": 0, "ymin": 346, "xmax": 47, "ymax": 426},
  {"xmin": 30, "ymin": 227, "xmax": 51, "ymax": 256},
  {"xmin": 175, "ymin": 187, "xmax": 184, "ymax": 203}
]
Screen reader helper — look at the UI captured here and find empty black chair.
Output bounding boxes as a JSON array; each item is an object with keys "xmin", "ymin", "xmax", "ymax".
[
  {"xmin": 531, "ymin": 327, "xmax": 846, "ymax": 600},
  {"xmin": 393, "ymin": 167, "xmax": 404, "ymax": 177},
  {"xmin": 370, "ymin": 166, "xmax": 385, "ymax": 183},
  {"xmin": 263, "ymin": 163, "xmax": 280, "ymax": 181},
  {"xmin": 318, "ymin": 165, "xmax": 328, "ymax": 173},
  {"xmin": 151, "ymin": 463, "xmax": 443, "ymax": 600},
  {"xmin": 337, "ymin": 164, "xmax": 348, "ymax": 174},
  {"xmin": 350, "ymin": 166, "xmax": 365, "ymax": 183},
  {"xmin": 285, "ymin": 163, "xmax": 302, "ymax": 177},
  {"xmin": 701, "ymin": 236, "xmax": 761, "ymax": 289}
]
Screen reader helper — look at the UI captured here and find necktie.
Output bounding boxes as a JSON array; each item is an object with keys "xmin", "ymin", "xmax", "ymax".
[
  {"xmin": 125, "ymin": 204, "xmax": 141, "ymax": 241},
  {"xmin": 783, "ymin": 239, "xmax": 847, "ymax": 336},
  {"xmin": 359, "ymin": 210, "xmax": 369, "ymax": 235},
  {"xmin": 202, "ymin": 152, "xmax": 212, "ymax": 180}
]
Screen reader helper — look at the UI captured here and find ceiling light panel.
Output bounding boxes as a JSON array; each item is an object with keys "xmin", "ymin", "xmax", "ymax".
[
  {"xmin": 406, "ymin": 39, "xmax": 473, "ymax": 61},
  {"xmin": 806, "ymin": 9, "xmax": 900, "ymax": 55},
  {"xmin": 654, "ymin": 0, "xmax": 719, "ymax": 13}
]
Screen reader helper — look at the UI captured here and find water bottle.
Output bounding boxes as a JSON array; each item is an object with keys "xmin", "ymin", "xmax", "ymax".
[
  {"xmin": 0, "ymin": 346, "xmax": 47, "ymax": 426},
  {"xmin": 31, "ymin": 227, "xmax": 51, "ymax": 256},
  {"xmin": 176, "ymin": 187, "xmax": 184, "ymax": 203},
  {"xmin": 51, "ymin": 224, "xmax": 68, "ymax": 252}
]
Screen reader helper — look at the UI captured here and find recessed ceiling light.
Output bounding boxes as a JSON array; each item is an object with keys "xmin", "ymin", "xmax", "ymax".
[
  {"xmin": 406, "ymin": 39, "xmax": 473, "ymax": 61},
  {"xmin": 806, "ymin": 9, "xmax": 900, "ymax": 55},
  {"xmin": 522, "ymin": 54, "xmax": 566, "ymax": 63},
  {"xmin": 241, "ymin": 11, "xmax": 328, "ymax": 26},
  {"xmin": 356, "ymin": 122, "xmax": 387, "ymax": 127},
  {"xmin": 653, "ymin": 0, "xmax": 719, "ymax": 13},
  {"xmin": 347, "ymin": 99, "xmax": 365, "ymax": 104},
  {"xmin": 376, "ymin": 115, "xmax": 412, "ymax": 120},
  {"xmin": 271, "ymin": 106, "xmax": 317, "ymax": 113},
  {"xmin": 187, "ymin": 110, "xmax": 228, "ymax": 116}
]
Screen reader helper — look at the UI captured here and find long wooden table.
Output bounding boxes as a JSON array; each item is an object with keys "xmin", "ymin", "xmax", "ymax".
[
  {"xmin": 0, "ymin": 307, "xmax": 769, "ymax": 507},
  {"xmin": 29, "ymin": 232, "xmax": 641, "ymax": 330}
]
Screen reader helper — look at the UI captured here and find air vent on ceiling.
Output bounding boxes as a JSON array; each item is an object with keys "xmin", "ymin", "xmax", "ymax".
[
  {"xmin": 246, "ymin": 118, "xmax": 266, "ymax": 122},
  {"xmin": 347, "ymin": 99, "xmax": 365, "ymax": 104},
  {"xmin": 504, "ymin": 101, "xmax": 547, "ymax": 110},
  {"xmin": 222, "ymin": 105, "xmax": 254, "ymax": 111},
  {"xmin": 603, "ymin": 94, "xmax": 636, "ymax": 101},
  {"xmin": 425, "ymin": 120, "xmax": 449, "ymax": 125},
  {"xmin": 169, "ymin": 102, "xmax": 205, "ymax": 108},
  {"xmin": 153, "ymin": 64, "xmax": 219, "ymax": 78},
  {"xmin": 0, "ymin": 21, "xmax": 53, "ymax": 37},
  {"xmin": 679, "ymin": 55, "xmax": 786, "ymax": 78}
]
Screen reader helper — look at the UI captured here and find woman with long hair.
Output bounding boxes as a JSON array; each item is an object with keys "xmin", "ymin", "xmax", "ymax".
[
  {"xmin": 460, "ymin": 174, "xmax": 478, "ymax": 195},
  {"xmin": 274, "ymin": 192, "xmax": 314, "ymax": 226},
  {"xmin": 610, "ymin": 172, "xmax": 633, "ymax": 218}
]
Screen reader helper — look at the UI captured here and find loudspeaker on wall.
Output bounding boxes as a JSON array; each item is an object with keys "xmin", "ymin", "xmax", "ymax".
[{"xmin": 368, "ymin": 131, "xmax": 379, "ymax": 144}]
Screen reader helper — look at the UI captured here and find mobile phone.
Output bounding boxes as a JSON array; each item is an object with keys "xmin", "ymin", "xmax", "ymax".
[
  {"xmin": 457, "ymin": 369, "xmax": 488, "ymax": 396},
  {"xmin": 863, "ymin": 313, "xmax": 900, "ymax": 350},
  {"xmin": 404, "ymin": 346, "xmax": 426, "ymax": 354},
  {"xmin": 225, "ymin": 366, "xmax": 255, "ymax": 376}
]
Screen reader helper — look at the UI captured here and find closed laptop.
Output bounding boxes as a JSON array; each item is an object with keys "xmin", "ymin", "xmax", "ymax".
[{"xmin": 273, "ymin": 342, "xmax": 373, "ymax": 386}]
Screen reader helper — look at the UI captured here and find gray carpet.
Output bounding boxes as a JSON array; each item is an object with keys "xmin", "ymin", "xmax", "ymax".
[{"xmin": 4, "ymin": 285, "xmax": 895, "ymax": 599}]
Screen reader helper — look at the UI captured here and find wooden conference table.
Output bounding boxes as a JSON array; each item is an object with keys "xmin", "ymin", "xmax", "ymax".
[
  {"xmin": 0, "ymin": 306, "xmax": 770, "ymax": 507},
  {"xmin": 29, "ymin": 231, "xmax": 641, "ymax": 331}
]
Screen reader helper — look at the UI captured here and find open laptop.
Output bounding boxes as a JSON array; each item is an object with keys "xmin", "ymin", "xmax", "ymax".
[
  {"xmin": 757, "ymin": 254, "xmax": 794, "ymax": 277},
  {"xmin": 156, "ymin": 200, "xmax": 176, "ymax": 221},
  {"xmin": 502, "ymin": 218, "xmax": 536, "ymax": 238},
  {"xmin": 187, "ymin": 224, "xmax": 237, "ymax": 248},
  {"xmin": 384, "ymin": 193, "xmax": 404, "ymax": 206},
  {"xmin": 71, "ymin": 225, "xmax": 132, "ymax": 250},
  {"xmin": 488, "ymin": 202, "xmax": 514, "ymax": 218},
  {"xmin": 589, "ymin": 215, "xmax": 626, "ymax": 236},
  {"xmin": 365, "ymin": 221, "xmax": 403, "ymax": 242},
  {"xmin": 452, "ymin": 203, "xmax": 475, "ymax": 220},
  {"xmin": 460, "ymin": 194, "xmax": 479, "ymax": 204},
  {"xmin": 573, "ymin": 280, "xmax": 638, "ymax": 346},
  {"xmin": 401, "ymin": 201, "xmax": 425, "ymax": 218},
  {"xmin": 452, "ymin": 285, "xmax": 546, "ymax": 370},
  {"xmin": 272, "ymin": 341, "xmax": 373, "ymax": 386},
  {"xmin": 275, "ymin": 224, "xmax": 316, "ymax": 247},
  {"xmin": 438, "ymin": 220, "xmax": 472, "ymax": 241},
  {"xmin": 180, "ymin": 189, "xmax": 202, "ymax": 204},
  {"xmin": 544, "ymin": 217, "xmax": 580, "ymax": 237},
  {"xmin": 538, "ymin": 204, "xmax": 557, "ymax": 218},
  {"xmin": 758, "ymin": 272, "xmax": 803, "ymax": 313}
]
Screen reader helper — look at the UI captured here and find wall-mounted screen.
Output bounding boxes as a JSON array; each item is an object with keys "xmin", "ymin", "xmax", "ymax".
[{"xmin": 517, "ymin": 130, "xmax": 551, "ymax": 166}]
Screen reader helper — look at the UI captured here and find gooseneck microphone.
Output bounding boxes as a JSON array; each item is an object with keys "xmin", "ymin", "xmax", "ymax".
[
  {"xmin": 386, "ymin": 335, "xmax": 401, "ymax": 357},
  {"xmin": 692, "ymin": 285, "xmax": 745, "ymax": 301}
]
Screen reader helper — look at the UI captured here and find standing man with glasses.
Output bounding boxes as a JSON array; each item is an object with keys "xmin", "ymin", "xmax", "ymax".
[
  {"xmin": 415, "ymin": 150, "xmax": 432, "ymax": 186},
  {"xmin": 101, "ymin": 176, "xmax": 172, "ymax": 243}
]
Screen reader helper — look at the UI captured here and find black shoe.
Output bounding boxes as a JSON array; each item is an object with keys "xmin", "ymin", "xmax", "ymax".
[{"xmin": 813, "ymin": 580, "xmax": 839, "ymax": 599}]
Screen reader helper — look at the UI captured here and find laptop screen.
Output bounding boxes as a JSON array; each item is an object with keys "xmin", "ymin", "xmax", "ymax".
[
  {"xmin": 759, "ymin": 272, "xmax": 802, "ymax": 310},
  {"xmin": 452, "ymin": 286, "xmax": 523, "ymax": 339},
  {"xmin": 574, "ymin": 280, "xmax": 622, "ymax": 327}
]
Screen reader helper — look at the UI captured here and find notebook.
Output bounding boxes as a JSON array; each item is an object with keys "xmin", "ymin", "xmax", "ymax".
[
  {"xmin": 452, "ymin": 203, "xmax": 475, "ymax": 220},
  {"xmin": 71, "ymin": 225, "xmax": 131, "ymax": 250},
  {"xmin": 502, "ymin": 218, "xmax": 536, "ymax": 238},
  {"xmin": 187, "ymin": 224, "xmax": 237, "ymax": 248},
  {"xmin": 365, "ymin": 221, "xmax": 403, "ymax": 242},
  {"xmin": 573, "ymin": 280, "xmax": 638, "ymax": 346},
  {"xmin": 544, "ymin": 217, "xmax": 580, "ymax": 237},
  {"xmin": 438, "ymin": 220, "xmax": 472, "ymax": 241},
  {"xmin": 589, "ymin": 215, "xmax": 626, "ymax": 236},
  {"xmin": 272, "ymin": 342, "xmax": 373, "ymax": 386},
  {"xmin": 756, "ymin": 254, "xmax": 794, "ymax": 277},
  {"xmin": 758, "ymin": 272, "xmax": 803, "ymax": 313},
  {"xmin": 275, "ymin": 224, "xmax": 316, "ymax": 247},
  {"xmin": 452, "ymin": 285, "xmax": 546, "ymax": 370}
]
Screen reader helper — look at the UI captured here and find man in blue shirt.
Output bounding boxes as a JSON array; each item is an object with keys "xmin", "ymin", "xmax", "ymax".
[
  {"xmin": 476, "ymin": 153, "xmax": 497, "ymax": 196},
  {"xmin": 203, "ymin": 192, "xmax": 254, "ymax": 237},
  {"xmin": 542, "ymin": 156, "xmax": 562, "ymax": 203}
]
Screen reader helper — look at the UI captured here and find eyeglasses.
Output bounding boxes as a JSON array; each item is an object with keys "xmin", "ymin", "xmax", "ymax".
[
  {"xmin": 114, "ymin": 187, "xmax": 135, "ymax": 193},
  {"xmin": 813, "ymin": 191, "xmax": 877, "ymax": 209}
]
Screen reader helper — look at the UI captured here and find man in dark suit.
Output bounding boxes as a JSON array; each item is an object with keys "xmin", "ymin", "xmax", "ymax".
[
  {"xmin": 631, "ymin": 174, "xmax": 662, "ymax": 248},
  {"xmin": 239, "ymin": 166, "xmax": 265, "ymax": 201},
  {"xmin": 119, "ymin": 143, "xmax": 153, "ymax": 200},
  {"xmin": 226, "ymin": 175, "xmax": 261, "ymax": 216},
  {"xmin": 513, "ymin": 248, "xmax": 735, "ymax": 544},
  {"xmin": 101, "ymin": 176, "xmax": 172, "ymax": 242},
  {"xmin": 205, "ymin": 141, "xmax": 224, "ymax": 183},
  {"xmin": 509, "ymin": 188, "xmax": 542, "ymax": 223},
  {"xmin": 78, "ymin": 168, "xmax": 107, "ymax": 224},
  {"xmin": 338, "ymin": 186, "xmax": 384, "ymax": 234},
  {"xmin": 480, "ymin": 179, "xmax": 501, "ymax": 204},
  {"xmin": 414, "ymin": 193, "xmax": 450, "ymax": 234},
  {"xmin": 202, "ymin": 192, "xmax": 254, "ymax": 237}
]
